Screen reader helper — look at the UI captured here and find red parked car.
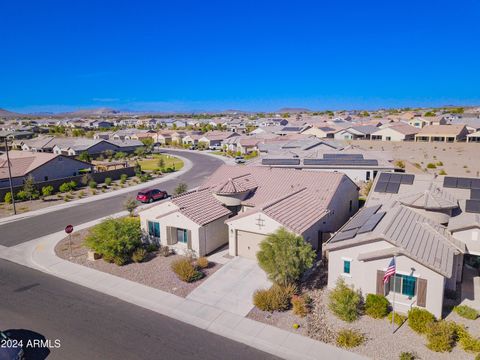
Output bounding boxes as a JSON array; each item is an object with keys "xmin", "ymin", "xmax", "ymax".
[{"xmin": 136, "ymin": 189, "xmax": 169, "ymax": 203}]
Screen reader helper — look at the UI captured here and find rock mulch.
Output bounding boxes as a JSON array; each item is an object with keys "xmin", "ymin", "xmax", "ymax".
[{"xmin": 55, "ymin": 229, "xmax": 221, "ymax": 298}]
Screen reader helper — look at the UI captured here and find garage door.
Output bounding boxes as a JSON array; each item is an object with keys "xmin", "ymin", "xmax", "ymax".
[{"xmin": 237, "ymin": 230, "xmax": 266, "ymax": 260}]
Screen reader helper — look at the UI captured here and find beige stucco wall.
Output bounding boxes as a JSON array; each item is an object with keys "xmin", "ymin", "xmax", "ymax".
[
  {"xmin": 371, "ymin": 128, "xmax": 406, "ymax": 142},
  {"xmin": 452, "ymin": 228, "xmax": 480, "ymax": 256},
  {"xmin": 199, "ymin": 215, "xmax": 229, "ymax": 255},
  {"xmin": 328, "ymin": 240, "xmax": 446, "ymax": 318}
]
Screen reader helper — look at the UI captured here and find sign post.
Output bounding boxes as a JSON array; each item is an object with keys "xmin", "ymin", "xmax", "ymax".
[{"xmin": 65, "ymin": 224, "xmax": 74, "ymax": 259}]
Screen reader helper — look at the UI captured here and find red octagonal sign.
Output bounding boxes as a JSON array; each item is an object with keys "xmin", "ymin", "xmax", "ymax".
[{"xmin": 65, "ymin": 224, "xmax": 74, "ymax": 234}]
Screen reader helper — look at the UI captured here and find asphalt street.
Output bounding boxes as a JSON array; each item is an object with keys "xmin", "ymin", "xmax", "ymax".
[
  {"xmin": 0, "ymin": 150, "xmax": 224, "ymax": 247},
  {"xmin": 0, "ymin": 259, "xmax": 280, "ymax": 360}
]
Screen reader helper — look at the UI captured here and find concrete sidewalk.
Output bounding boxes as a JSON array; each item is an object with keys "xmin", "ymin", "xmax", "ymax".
[
  {"xmin": 0, "ymin": 218, "xmax": 365, "ymax": 360},
  {"xmin": 0, "ymin": 154, "xmax": 193, "ymax": 225}
]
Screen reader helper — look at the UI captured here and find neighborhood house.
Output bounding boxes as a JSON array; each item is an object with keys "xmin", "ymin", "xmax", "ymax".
[{"xmin": 139, "ymin": 165, "xmax": 359, "ymax": 259}]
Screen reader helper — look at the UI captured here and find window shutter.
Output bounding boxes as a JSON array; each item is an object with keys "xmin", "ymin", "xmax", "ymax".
[
  {"xmin": 417, "ymin": 278, "xmax": 427, "ymax": 307},
  {"xmin": 166, "ymin": 226, "xmax": 176, "ymax": 245},
  {"xmin": 187, "ymin": 230, "xmax": 192, "ymax": 250},
  {"xmin": 376, "ymin": 270, "xmax": 385, "ymax": 295}
]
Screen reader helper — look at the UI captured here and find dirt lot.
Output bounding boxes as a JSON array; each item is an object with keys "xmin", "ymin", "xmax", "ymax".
[
  {"xmin": 55, "ymin": 229, "xmax": 222, "ymax": 298},
  {"xmin": 350, "ymin": 140, "xmax": 480, "ymax": 177}
]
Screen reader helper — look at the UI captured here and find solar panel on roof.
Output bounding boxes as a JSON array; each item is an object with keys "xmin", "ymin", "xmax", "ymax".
[
  {"xmin": 262, "ymin": 158, "xmax": 300, "ymax": 166},
  {"xmin": 401, "ymin": 174, "xmax": 415, "ymax": 185},
  {"xmin": 331, "ymin": 228, "xmax": 359, "ymax": 242},
  {"xmin": 385, "ymin": 182, "xmax": 401, "ymax": 194},
  {"xmin": 324, "ymin": 153, "xmax": 363, "ymax": 159},
  {"xmin": 357, "ymin": 211, "xmax": 386, "ymax": 234},
  {"xmin": 374, "ymin": 181, "xmax": 388, "ymax": 193},
  {"xmin": 466, "ymin": 200, "xmax": 480, "ymax": 214},
  {"xmin": 457, "ymin": 178, "xmax": 472, "ymax": 189},
  {"xmin": 378, "ymin": 173, "xmax": 391, "ymax": 182},
  {"xmin": 342, "ymin": 205, "xmax": 381, "ymax": 230},
  {"xmin": 471, "ymin": 189, "xmax": 480, "ymax": 200},
  {"xmin": 443, "ymin": 177, "xmax": 458, "ymax": 188},
  {"xmin": 471, "ymin": 179, "xmax": 480, "ymax": 190},
  {"xmin": 389, "ymin": 173, "xmax": 403, "ymax": 183}
]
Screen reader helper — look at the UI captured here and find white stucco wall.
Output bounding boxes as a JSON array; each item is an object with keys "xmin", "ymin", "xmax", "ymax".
[
  {"xmin": 328, "ymin": 240, "xmax": 446, "ymax": 318},
  {"xmin": 371, "ymin": 128, "xmax": 406, "ymax": 141}
]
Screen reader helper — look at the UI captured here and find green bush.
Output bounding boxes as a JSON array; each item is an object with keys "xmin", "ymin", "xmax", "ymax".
[
  {"xmin": 59, "ymin": 182, "xmax": 72, "ymax": 193},
  {"xmin": 408, "ymin": 308, "xmax": 436, "ymax": 334},
  {"xmin": 257, "ymin": 227, "xmax": 316, "ymax": 286},
  {"xmin": 113, "ymin": 255, "xmax": 129, "ymax": 266},
  {"xmin": 328, "ymin": 278, "xmax": 362, "ymax": 322},
  {"xmin": 456, "ymin": 324, "xmax": 480, "ymax": 353},
  {"xmin": 41, "ymin": 185, "xmax": 54, "ymax": 198},
  {"xmin": 399, "ymin": 351, "xmax": 416, "ymax": 360},
  {"xmin": 4, "ymin": 192, "xmax": 12, "ymax": 204},
  {"xmin": 439, "ymin": 170, "xmax": 447, "ymax": 175},
  {"xmin": 89, "ymin": 180, "xmax": 97, "ymax": 189},
  {"xmin": 120, "ymin": 174, "xmax": 128, "ymax": 184},
  {"xmin": 253, "ymin": 284, "xmax": 297, "ymax": 312},
  {"xmin": 131, "ymin": 248, "xmax": 148, "ymax": 263},
  {"xmin": 387, "ymin": 311, "xmax": 407, "ymax": 326},
  {"xmin": 104, "ymin": 177, "xmax": 112, "ymax": 186},
  {"xmin": 336, "ymin": 329, "xmax": 364, "ymax": 348},
  {"xmin": 454, "ymin": 305, "xmax": 479, "ymax": 320},
  {"xmin": 16, "ymin": 190, "xmax": 29, "ymax": 201},
  {"xmin": 426, "ymin": 163, "xmax": 437, "ymax": 169},
  {"xmin": 291, "ymin": 294, "xmax": 310, "ymax": 317},
  {"xmin": 365, "ymin": 294, "xmax": 390, "ymax": 319},
  {"xmin": 84, "ymin": 217, "xmax": 142, "ymax": 263},
  {"xmin": 171, "ymin": 258, "xmax": 203, "ymax": 282},
  {"xmin": 426, "ymin": 321, "xmax": 456, "ymax": 352},
  {"xmin": 68, "ymin": 180, "xmax": 77, "ymax": 190},
  {"xmin": 145, "ymin": 243, "xmax": 159, "ymax": 252}
]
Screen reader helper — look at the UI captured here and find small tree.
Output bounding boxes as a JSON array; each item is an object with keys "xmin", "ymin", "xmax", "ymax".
[
  {"xmin": 158, "ymin": 157, "xmax": 165, "ymax": 170},
  {"xmin": 174, "ymin": 182, "xmax": 188, "ymax": 195},
  {"xmin": 104, "ymin": 177, "xmax": 112, "ymax": 186},
  {"xmin": 4, "ymin": 192, "xmax": 12, "ymax": 204},
  {"xmin": 124, "ymin": 197, "xmax": 138, "ymax": 216},
  {"xmin": 256, "ymin": 227, "xmax": 316, "ymax": 286},
  {"xmin": 81, "ymin": 173, "xmax": 92, "ymax": 186},
  {"xmin": 328, "ymin": 278, "xmax": 362, "ymax": 322},
  {"xmin": 78, "ymin": 151, "xmax": 91, "ymax": 163},
  {"xmin": 41, "ymin": 185, "xmax": 54, "ymax": 199},
  {"xmin": 23, "ymin": 175, "xmax": 39, "ymax": 200}
]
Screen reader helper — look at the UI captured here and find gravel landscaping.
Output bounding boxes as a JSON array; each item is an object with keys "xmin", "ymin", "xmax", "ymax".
[
  {"xmin": 247, "ymin": 260, "xmax": 479, "ymax": 360},
  {"xmin": 55, "ymin": 229, "xmax": 222, "ymax": 298}
]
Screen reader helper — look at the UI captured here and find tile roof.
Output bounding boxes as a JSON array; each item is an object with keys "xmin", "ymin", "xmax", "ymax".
[
  {"xmin": 398, "ymin": 184, "xmax": 458, "ymax": 210},
  {"xmin": 381, "ymin": 124, "xmax": 420, "ymax": 135},
  {"xmin": 417, "ymin": 124, "xmax": 466, "ymax": 136},
  {"xmin": 0, "ymin": 151, "xmax": 59, "ymax": 178},
  {"xmin": 171, "ymin": 188, "xmax": 232, "ymax": 226},
  {"xmin": 215, "ymin": 174, "xmax": 258, "ymax": 195}
]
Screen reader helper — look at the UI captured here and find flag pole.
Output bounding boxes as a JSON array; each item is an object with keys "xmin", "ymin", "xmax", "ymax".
[{"xmin": 391, "ymin": 255, "xmax": 396, "ymax": 333}]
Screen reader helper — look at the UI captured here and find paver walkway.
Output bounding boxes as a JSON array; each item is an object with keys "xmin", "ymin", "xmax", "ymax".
[{"xmin": 187, "ymin": 257, "xmax": 271, "ymax": 316}]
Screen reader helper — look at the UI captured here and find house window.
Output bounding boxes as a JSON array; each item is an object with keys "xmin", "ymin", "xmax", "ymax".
[
  {"xmin": 148, "ymin": 221, "xmax": 160, "ymax": 238},
  {"xmin": 177, "ymin": 228, "xmax": 188, "ymax": 244},
  {"xmin": 343, "ymin": 260, "xmax": 351, "ymax": 274},
  {"xmin": 366, "ymin": 171, "xmax": 371, "ymax": 181},
  {"xmin": 387, "ymin": 274, "xmax": 417, "ymax": 298}
]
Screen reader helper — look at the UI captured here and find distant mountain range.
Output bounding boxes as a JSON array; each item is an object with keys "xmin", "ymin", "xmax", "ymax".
[{"xmin": 0, "ymin": 108, "xmax": 27, "ymax": 118}]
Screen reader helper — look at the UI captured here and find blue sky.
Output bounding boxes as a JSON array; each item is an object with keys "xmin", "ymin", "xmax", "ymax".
[{"xmin": 1, "ymin": 0, "xmax": 479, "ymax": 113}]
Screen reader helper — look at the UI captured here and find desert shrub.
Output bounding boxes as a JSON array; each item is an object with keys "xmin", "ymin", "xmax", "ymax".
[
  {"xmin": 104, "ymin": 177, "xmax": 112, "ymax": 186},
  {"xmin": 4, "ymin": 192, "xmax": 12, "ymax": 204},
  {"xmin": 174, "ymin": 182, "xmax": 188, "ymax": 195},
  {"xmin": 59, "ymin": 182, "xmax": 71, "ymax": 193},
  {"xmin": 399, "ymin": 351, "xmax": 416, "ymax": 360},
  {"xmin": 123, "ymin": 197, "xmax": 138, "ymax": 216},
  {"xmin": 456, "ymin": 324, "xmax": 480, "ymax": 353},
  {"xmin": 426, "ymin": 163, "xmax": 437, "ymax": 169},
  {"xmin": 426, "ymin": 321, "xmax": 456, "ymax": 352},
  {"xmin": 454, "ymin": 305, "xmax": 479, "ymax": 320},
  {"xmin": 395, "ymin": 160, "xmax": 405, "ymax": 169},
  {"xmin": 88, "ymin": 180, "xmax": 97, "ymax": 189},
  {"xmin": 16, "ymin": 190, "xmax": 29, "ymax": 201},
  {"xmin": 78, "ymin": 190, "xmax": 85, "ymax": 197},
  {"xmin": 439, "ymin": 170, "xmax": 447, "ymax": 175},
  {"xmin": 365, "ymin": 294, "xmax": 390, "ymax": 319},
  {"xmin": 103, "ymin": 253, "xmax": 114, "ymax": 263},
  {"xmin": 253, "ymin": 284, "xmax": 297, "ymax": 312},
  {"xmin": 408, "ymin": 308, "xmax": 436, "ymax": 334},
  {"xmin": 328, "ymin": 278, "xmax": 362, "ymax": 322},
  {"xmin": 196, "ymin": 257, "xmax": 209, "ymax": 269},
  {"xmin": 145, "ymin": 243, "xmax": 159, "ymax": 252},
  {"xmin": 41, "ymin": 185, "xmax": 54, "ymax": 198},
  {"xmin": 113, "ymin": 255, "xmax": 129, "ymax": 266},
  {"xmin": 131, "ymin": 248, "xmax": 148, "ymax": 263},
  {"xmin": 436, "ymin": 161, "xmax": 444, "ymax": 166},
  {"xmin": 387, "ymin": 311, "xmax": 407, "ymax": 326},
  {"xmin": 291, "ymin": 294, "xmax": 310, "ymax": 317},
  {"xmin": 120, "ymin": 174, "xmax": 128, "ymax": 184},
  {"xmin": 336, "ymin": 329, "xmax": 364, "ymax": 348},
  {"xmin": 68, "ymin": 180, "xmax": 77, "ymax": 190},
  {"xmin": 84, "ymin": 217, "xmax": 142, "ymax": 263},
  {"xmin": 171, "ymin": 258, "xmax": 203, "ymax": 282},
  {"xmin": 257, "ymin": 227, "xmax": 316, "ymax": 286}
]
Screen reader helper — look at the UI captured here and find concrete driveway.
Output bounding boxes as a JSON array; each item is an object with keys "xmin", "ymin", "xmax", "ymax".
[{"xmin": 187, "ymin": 257, "xmax": 271, "ymax": 316}]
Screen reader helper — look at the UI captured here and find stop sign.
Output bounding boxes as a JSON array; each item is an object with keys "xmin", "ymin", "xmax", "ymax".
[{"xmin": 65, "ymin": 224, "xmax": 74, "ymax": 234}]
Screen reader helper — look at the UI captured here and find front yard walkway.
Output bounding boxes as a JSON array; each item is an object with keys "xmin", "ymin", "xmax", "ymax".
[{"xmin": 187, "ymin": 257, "xmax": 271, "ymax": 316}]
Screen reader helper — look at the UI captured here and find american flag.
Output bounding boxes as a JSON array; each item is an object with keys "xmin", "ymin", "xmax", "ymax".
[{"xmin": 383, "ymin": 257, "xmax": 396, "ymax": 284}]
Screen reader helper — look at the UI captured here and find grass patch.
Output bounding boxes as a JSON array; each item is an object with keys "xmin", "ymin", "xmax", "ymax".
[
  {"xmin": 454, "ymin": 305, "xmax": 479, "ymax": 320},
  {"xmin": 138, "ymin": 154, "xmax": 184, "ymax": 171}
]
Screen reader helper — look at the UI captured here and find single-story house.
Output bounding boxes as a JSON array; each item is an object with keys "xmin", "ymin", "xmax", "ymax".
[
  {"xmin": 467, "ymin": 131, "xmax": 480, "ymax": 143},
  {"xmin": 198, "ymin": 131, "xmax": 240, "ymax": 148},
  {"xmin": 302, "ymin": 126, "xmax": 339, "ymax": 139},
  {"xmin": 0, "ymin": 151, "xmax": 93, "ymax": 187},
  {"xmin": 139, "ymin": 165, "xmax": 359, "ymax": 259},
  {"xmin": 371, "ymin": 124, "xmax": 419, "ymax": 141},
  {"xmin": 52, "ymin": 139, "xmax": 118, "ymax": 156},
  {"xmin": 415, "ymin": 125, "xmax": 468, "ymax": 143},
  {"xmin": 333, "ymin": 126, "xmax": 379, "ymax": 141}
]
